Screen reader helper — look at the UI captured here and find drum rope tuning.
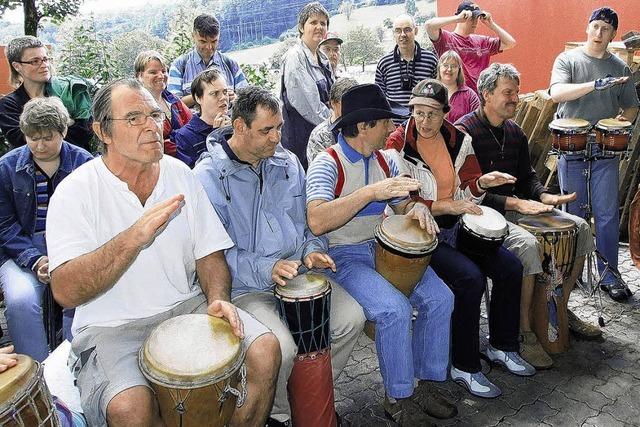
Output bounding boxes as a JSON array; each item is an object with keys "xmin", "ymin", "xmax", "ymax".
[{"xmin": 221, "ymin": 363, "xmax": 247, "ymax": 407}]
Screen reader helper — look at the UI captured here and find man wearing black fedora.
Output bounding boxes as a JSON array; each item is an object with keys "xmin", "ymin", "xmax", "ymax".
[{"xmin": 306, "ymin": 83, "xmax": 457, "ymax": 424}]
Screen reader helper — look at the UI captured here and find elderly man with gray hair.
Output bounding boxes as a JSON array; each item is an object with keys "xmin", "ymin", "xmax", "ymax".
[
  {"xmin": 45, "ymin": 78, "xmax": 280, "ymax": 426},
  {"xmin": 456, "ymin": 63, "xmax": 596, "ymax": 370},
  {"xmin": 0, "ymin": 97, "xmax": 93, "ymax": 362}
]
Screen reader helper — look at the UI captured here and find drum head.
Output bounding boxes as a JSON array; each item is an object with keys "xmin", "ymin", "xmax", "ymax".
[
  {"xmin": 375, "ymin": 215, "xmax": 437, "ymax": 255},
  {"xmin": 140, "ymin": 314, "xmax": 243, "ymax": 388},
  {"xmin": 596, "ymin": 118, "xmax": 632, "ymax": 131},
  {"xmin": 517, "ymin": 213, "xmax": 576, "ymax": 233},
  {"xmin": 549, "ymin": 118, "xmax": 591, "ymax": 132},
  {"xmin": 0, "ymin": 355, "xmax": 36, "ymax": 407},
  {"xmin": 276, "ymin": 273, "xmax": 330, "ymax": 300},
  {"xmin": 460, "ymin": 206, "xmax": 508, "ymax": 239}
]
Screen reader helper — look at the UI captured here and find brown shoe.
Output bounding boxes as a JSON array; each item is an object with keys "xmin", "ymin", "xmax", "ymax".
[
  {"xmin": 411, "ymin": 380, "xmax": 457, "ymax": 419},
  {"xmin": 520, "ymin": 331, "xmax": 553, "ymax": 369},
  {"xmin": 567, "ymin": 310, "xmax": 603, "ymax": 341},
  {"xmin": 383, "ymin": 396, "xmax": 436, "ymax": 426}
]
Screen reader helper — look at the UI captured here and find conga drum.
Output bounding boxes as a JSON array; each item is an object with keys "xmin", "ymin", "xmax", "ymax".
[
  {"xmin": 595, "ymin": 118, "xmax": 633, "ymax": 153},
  {"xmin": 275, "ymin": 273, "xmax": 336, "ymax": 427},
  {"xmin": 374, "ymin": 215, "xmax": 438, "ymax": 297},
  {"xmin": 0, "ymin": 355, "xmax": 60, "ymax": 426},
  {"xmin": 518, "ymin": 213, "xmax": 578, "ymax": 354},
  {"xmin": 139, "ymin": 314, "xmax": 247, "ymax": 427},
  {"xmin": 457, "ymin": 206, "xmax": 509, "ymax": 257},
  {"xmin": 548, "ymin": 118, "xmax": 592, "ymax": 153}
]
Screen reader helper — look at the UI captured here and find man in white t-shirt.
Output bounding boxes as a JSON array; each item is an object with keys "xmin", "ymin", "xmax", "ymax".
[{"xmin": 46, "ymin": 79, "xmax": 280, "ymax": 427}]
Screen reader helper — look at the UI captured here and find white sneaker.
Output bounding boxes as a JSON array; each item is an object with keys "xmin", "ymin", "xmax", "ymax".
[
  {"xmin": 486, "ymin": 345, "xmax": 536, "ymax": 377},
  {"xmin": 450, "ymin": 366, "xmax": 501, "ymax": 398}
]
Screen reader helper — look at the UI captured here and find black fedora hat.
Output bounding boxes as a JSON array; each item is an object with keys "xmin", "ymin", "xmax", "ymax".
[{"xmin": 330, "ymin": 84, "xmax": 406, "ymax": 131}]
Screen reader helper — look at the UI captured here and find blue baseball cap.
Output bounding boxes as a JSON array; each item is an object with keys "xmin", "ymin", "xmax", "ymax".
[{"xmin": 589, "ymin": 7, "xmax": 618, "ymax": 30}]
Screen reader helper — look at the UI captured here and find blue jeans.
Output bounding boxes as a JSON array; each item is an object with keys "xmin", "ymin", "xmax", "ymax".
[
  {"xmin": 0, "ymin": 259, "xmax": 74, "ymax": 361},
  {"xmin": 327, "ymin": 240, "xmax": 454, "ymax": 399},
  {"xmin": 558, "ymin": 143, "xmax": 619, "ymax": 284}
]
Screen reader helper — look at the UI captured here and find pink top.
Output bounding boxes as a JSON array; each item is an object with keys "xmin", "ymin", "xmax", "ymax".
[
  {"xmin": 447, "ymin": 85, "xmax": 481, "ymax": 123},
  {"xmin": 432, "ymin": 29, "xmax": 501, "ymax": 93}
]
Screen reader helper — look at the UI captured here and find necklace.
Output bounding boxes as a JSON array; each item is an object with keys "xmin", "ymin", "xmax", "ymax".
[{"xmin": 486, "ymin": 125, "xmax": 505, "ymax": 166}]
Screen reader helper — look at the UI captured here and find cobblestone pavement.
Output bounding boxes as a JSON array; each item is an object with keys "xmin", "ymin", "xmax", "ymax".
[{"xmin": 335, "ymin": 246, "xmax": 640, "ymax": 426}]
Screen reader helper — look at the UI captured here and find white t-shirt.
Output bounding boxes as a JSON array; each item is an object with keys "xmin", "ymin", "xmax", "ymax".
[{"xmin": 47, "ymin": 156, "xmax": 234, "ymax": 334}]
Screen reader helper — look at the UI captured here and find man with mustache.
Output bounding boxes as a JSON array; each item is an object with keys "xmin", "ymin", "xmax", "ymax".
[
  {"xmin": 456, "ymin": 64, "xmax": 595, "ymax": 369},
  {"xmin": 425, "ymin": 1, "xmax": 516, "ymax": 93},
  {"xmin": 45, "ymin": 79, "xmax": 279, "ymax": 427}
]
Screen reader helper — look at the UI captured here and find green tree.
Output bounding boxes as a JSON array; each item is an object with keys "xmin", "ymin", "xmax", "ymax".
[
  {"xmin": 163, "ymin": 0, "xmax": 208, "ymax": 64},
  {"xmin": 338, "ymin": 0, "xmax": 354, "ymax": 21},
  {"xmin": 110, "ymin": 31, "xmax": 167, "ymax": 79},
  {"xmin": 341, "ymin": 25, "xmax": 384, "ymax": 72},
  {"xmin": 404, "ymin": 0, "xmax": 416, "ymax": 16},
  {"xmin": 240, "ymin": 63, "xmax": 275, "ymax": 91},
  {"xmin": 0, "ymin": 0, "xmax": 83, "ymax": 36}
]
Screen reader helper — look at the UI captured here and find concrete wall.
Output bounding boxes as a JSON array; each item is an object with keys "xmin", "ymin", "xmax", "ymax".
[{"xmin": 435, "ymin": 0, "xmax": 639, "ymax": 93}]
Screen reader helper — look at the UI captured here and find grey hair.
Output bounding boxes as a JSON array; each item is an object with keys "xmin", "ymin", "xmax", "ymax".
[
  {"xmin": 329, "ymin": 77, "xmax": 358, "ymax": 104},
  {"xmin": 92, "ymin": 78, "xmax": 145, "ymax": 140},
  {"xmin": 134, "ymin": 50, "xmax": 168, "ymax": 76},
  {"xmin": 437, "ymin": 50, "xmax": 465, "ymax": 88},
  {"xmin": 393, "ymin": 14, "xmax": 416, "ymax": 28},
  {"xmin": 19, "ymin": 97, "xmax": 70, "ymax": 138},
  {"xmin": 476, "ymin": 63, "xmax": 520, "ymax": 106},
  {"xmin": 297, "ymin": 2, "xmax": 330, "ymax": 37},
  {"xmin": 6, "ymin": 36, "xmax": 45, "ymax": 86}
]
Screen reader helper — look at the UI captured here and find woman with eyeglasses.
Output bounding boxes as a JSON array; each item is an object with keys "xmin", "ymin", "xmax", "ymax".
[
  {"xmin": 386, "ymin": 79, "xmax": 532, "ymax": 399},
  {"xmin": 0, "ymin": 36, "xmax": 94, "ymax": 151},
  {"xmin": 134, "ymin": 50, "xmax": 192, "ymax": 158},
  {"xmin": 174, "ymin": 68, "xmax": 231, "ymax": 168},
  {"xmin": 280, "ymin": 1, "xmax": 335, "ymax": 170},
  {"xmin": 436, "ymin": 50, "xmax": 480, "ymax": 123},
  {"xmin": 0, "ymin": 97, "xmax": 93, "ymax": 361}
]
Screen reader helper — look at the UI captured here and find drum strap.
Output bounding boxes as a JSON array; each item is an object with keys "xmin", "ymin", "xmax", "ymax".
[{"xmin": 325, "ymin": 147, "xmax": 391, "ymax": 198}]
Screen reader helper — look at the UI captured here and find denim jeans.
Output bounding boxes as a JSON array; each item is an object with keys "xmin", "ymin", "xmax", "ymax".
[
  {"xmin": 430, "ymin": 227, "xmax": 523, "ymax": 373},
  {"xmin": 557, "ymin": 142, "xmax": 619, "ymax": 284},
  {"xmin": 327, "ymin": 240, "xmax": 454, "ymax": 399}
]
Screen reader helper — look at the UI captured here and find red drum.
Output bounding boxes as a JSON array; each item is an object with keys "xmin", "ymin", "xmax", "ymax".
[
  {"xmin": 275, "ymin": 273, "xmax": 337, "ymax": 427},
  {"xmin": 595, "ymin": 118, "xmax": 633, "ymax": 152},
  {"xmin": 548, "ymin": 118, "xmax": 591, "ymax": 153},
  {"xmin": 457, "ymin": 206, "xmax": 509, "ymax": 257}
]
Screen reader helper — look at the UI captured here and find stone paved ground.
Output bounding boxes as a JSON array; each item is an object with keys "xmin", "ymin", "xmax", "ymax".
[{"xmin": 335, "ymin": 246, "xmax": 640, "ymax": 427}]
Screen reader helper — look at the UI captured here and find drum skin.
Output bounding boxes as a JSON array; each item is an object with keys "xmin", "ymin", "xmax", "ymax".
[
  {"xmin": 457, "ymin": 206, "xmax": 509, "ymax": 258},
  {"xmin": 630, "ymin": 186, "xmax": 640, "ymax": 270},
  {"xmin": 595, "ymin": 118, "xmax": 632, "ymax": 152},
  {"xmin": 549, "ymin": 118, "xmax": 591, "ymax": 152},
  {"xmin": 518, "ymin": 213, "xmax": 578, "ymax": 354},
  {"xmin": 139, "ymin": 315, "xmax": 245, "ymax": 427},
  {"xmin": 0, "ymin": 355, "xmax": 60, "ymax": 427}
]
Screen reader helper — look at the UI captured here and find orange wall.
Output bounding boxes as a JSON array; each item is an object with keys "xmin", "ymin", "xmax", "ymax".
[
  {"xmin": 435, "ymin": 0, "xmax": 640, "ymax": 93},
  {"xmin": 0, "ymin": 46, "xmax": 13, "ymax": 96}
]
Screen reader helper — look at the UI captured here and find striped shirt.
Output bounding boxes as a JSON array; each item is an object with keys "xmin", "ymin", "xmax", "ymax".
[
  {"xmin": 374, "ymin": 42, "xmax": 438, "ymax": 107},
  {"xmin": 34, "ymin": 164, "xmax": 53, "ymax": 236},
  {"xmin": 168, "ymin": 49, "xmax": 248, "ymax": 97}
]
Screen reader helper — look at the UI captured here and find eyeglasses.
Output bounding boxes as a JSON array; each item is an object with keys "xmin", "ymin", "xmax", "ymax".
[
  {"xmin": 440, "ymin": 64, "xmax": 458, "ymax": 70},
  {"xmin": 393, "ymin": 27, "xmax": 414, "ymax": 35},
  {"xmin": 16, "ymin": 57, "xmax": 49, "ymax": 67},
  {"xmin": 106, "ymin": 111, "xmax": 166, "ymax": 126},
  {"xmin": 413, "ymin": 110, "xmax": 444, "ymax": 122}
]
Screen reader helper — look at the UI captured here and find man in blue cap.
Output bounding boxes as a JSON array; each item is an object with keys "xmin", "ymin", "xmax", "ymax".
[
  {"xmin": 549, "ymin": 7, "xmax": 639, "ymax": 303},
  {"xmin": 306, "ymin": 83, "xmax": 457, "ymax": 425}
]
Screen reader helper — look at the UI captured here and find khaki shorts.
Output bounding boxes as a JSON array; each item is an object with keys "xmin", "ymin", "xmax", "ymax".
[{"xmin": 69, "ymin": 294, "xmax": 270, "ymax": 427}]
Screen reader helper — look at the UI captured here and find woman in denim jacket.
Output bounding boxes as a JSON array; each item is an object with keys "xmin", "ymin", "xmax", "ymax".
[{"xmin": 0, "ymin": 97, "xmax": 93, "ymax": 361}]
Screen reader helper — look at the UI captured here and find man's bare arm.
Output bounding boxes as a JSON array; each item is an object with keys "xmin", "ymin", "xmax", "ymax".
[{"xmin": 196, "ymin": 250, "xmax": 232, "ymax": 304}]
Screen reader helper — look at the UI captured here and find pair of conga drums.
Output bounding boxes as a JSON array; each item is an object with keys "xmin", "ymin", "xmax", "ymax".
[
  {"xmin": 0, "ymin": 355, "xmax": 59, "ymax": 426},
  {"xmin": 518, "ymin": 213, "xmax": 578, "ymax": 354},
  {"xmin": 274, "ymin": 273, "xmax": 336, "ymax": 427},
  {"xmin": 139, "ymin": 314, "xmax": 247, "ymax": 427},
  {"xmin": 549, "ymin": 118, "xmax": 633, "ymax": 154}
]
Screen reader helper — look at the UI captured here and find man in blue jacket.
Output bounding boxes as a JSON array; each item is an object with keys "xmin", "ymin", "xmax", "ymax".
[{"xmin": 194, "ymin": 86, "xmax": 365, "ymax": 427}]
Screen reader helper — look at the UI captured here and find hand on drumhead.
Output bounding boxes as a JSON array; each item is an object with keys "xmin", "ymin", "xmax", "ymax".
[
  {"xmin": 207, "ymin": 300, "xmax": 245, "ymax": 338},
  {"xmin": 272, "ymin": 259, "xmax": 302, "ymax": 286},
  {"xmin": 406, "ymin": 202, "xmax": 440, "ymax": 235},
  {"xmin": 369, "ymin": 177, "xmax": 421, "ymax": 201},
  {"xmin": 540, "ymin": 192, "xmax": 577, "ymax": 206},
  {"xmin": 304, "ymin": 252, "xmax": 336, "ymax": 272},
  {"xmin": 514, "ymin": 199, "xmax": 554, "ymax": 214},
  {"xmin": 0, "ymin": 345, "xmax": 18, "ymax": 373},
  {"xmin": 478, "ymin": 171, "xmax": 516, "ymax": 190},
  {"xmin": 129, "ymin": 194, "xmax": 185, "ymax": 248}
]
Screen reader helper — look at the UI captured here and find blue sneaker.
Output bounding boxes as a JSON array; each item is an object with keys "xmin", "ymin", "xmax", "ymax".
[
  {"xmin": 486, "ymin": 345, "xmax": 536, "ymax": 377},
  {"xmin": 450, "ymin": 366, "xmax": 501, "ymax": 398}
]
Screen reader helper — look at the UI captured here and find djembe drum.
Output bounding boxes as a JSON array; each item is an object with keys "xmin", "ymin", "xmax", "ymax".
[
  {"xmin": 518, "ymin": 213, "xmax": 578, "ymax": 354},
  {"xmin": 457, "ymin": 206, "xmax": 509, "ymax": 257},
  {"xmin": 275, "ymin": 273, "xmax": 336, "ymax": 427},
  {"xmin": 139, "ymin": 314, "xmax": 247, "ymax": 427}
]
